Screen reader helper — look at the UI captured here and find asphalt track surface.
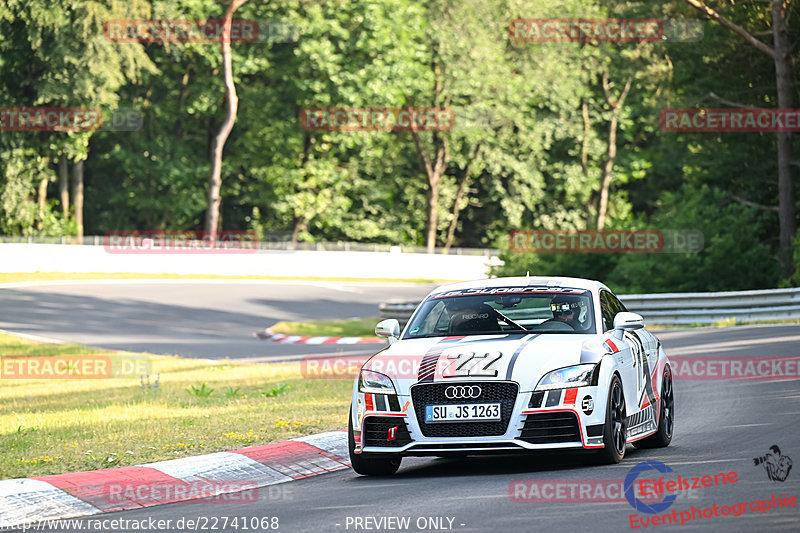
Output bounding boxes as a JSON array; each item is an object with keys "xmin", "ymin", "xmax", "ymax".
[
  {"xmin": 1, "ymin": 282, "xmax": 798, "ymax": 531},
  {"xmin": 14, "ymin": 323, "xmax": 800, "ymax": 533},
  {"xmin": 0, "ymin": 280, "xmax": 435, "ymax": 360}
]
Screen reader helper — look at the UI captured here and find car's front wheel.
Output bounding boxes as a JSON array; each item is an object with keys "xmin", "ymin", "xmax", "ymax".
[
  {"xmin": 348, "ymin": 409, "xmax": 402, "ymax": 476},
  {"xmin": 633, "ymin": 366, "xmax": 674, "ymax": 449},
  {"xmin": 594, "ymin": 374, "xmax": 627, "ymax": 464}
]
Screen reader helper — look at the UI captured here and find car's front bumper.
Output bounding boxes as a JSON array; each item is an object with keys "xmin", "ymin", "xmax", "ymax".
[{"xmin": 352, "ymin": 380, "xmax": 609, "ymax": 455}]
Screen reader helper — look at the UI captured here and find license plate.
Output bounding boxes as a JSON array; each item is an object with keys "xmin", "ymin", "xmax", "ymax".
[{"xmin": 425, "ymin": 403, "xmax": 501, "ymax": 423}]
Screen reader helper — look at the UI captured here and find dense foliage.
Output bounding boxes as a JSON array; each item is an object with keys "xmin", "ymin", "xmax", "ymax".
[{"xmin": 0, "ymin": 0, "xmax": 797, "ymax": 291}]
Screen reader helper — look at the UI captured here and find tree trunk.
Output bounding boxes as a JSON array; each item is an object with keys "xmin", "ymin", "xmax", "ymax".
[
  {"xmin": 412, "ymin": 128, "xmax": 448, "ymax": 253},
  {"xmin": 290, "ymin": 217, "xmax": 307, "ymax": 249},
  {"xmin": 444, "ymin": 144, "xmax": 480, "ymax": 253},
  {"xmin": 596, "ymin": 118, "xmax": 618, "ymax": 231},
  {"xmin": 581, "ymin": 100, "xmax": 594, "ymax": 227},
  {"xmin": 771, "ymin": 0, "xmax": 796, "ymax": 277},
  {"xmin": 425, "ymin": 183, "xmax": 440, "ymax": 253},
  {"xmin": 58, "ymin": 155, "xmax": 69, "ymax": 216},
  {"xmin": 596, "ymin": 76, "xmax": 632, "ymax": 230},
  {"xmin": 443, "ymin": 175, "xmax": 470, "ymax": 254},
  {"xmin": 684, "ymin": 0, "xmax": 796, "ymax": 276},
  {"xmin": 36, "ymin": 177, "xmax": 48, "ymax": 231},
  {"xmin": 288, "ymin": 134, "xmax": 314, "ymax": 249},
  {"xmin": 72, "ymin": 159, "xmax": 84, "ymax": 242},
  {"xmin": 175, "ymin": 70, "xmax": 191, "ymax": 143},
  {"xmin": 204, "ymin": 0, "xmax": 249, "ymax": 236}
]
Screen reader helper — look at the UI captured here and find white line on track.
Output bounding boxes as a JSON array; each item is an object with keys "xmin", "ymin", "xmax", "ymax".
[
  {"xmin": 660, "ymin": 458, "xmax": 747, "ymax": 466},
  {"xmin": 0, "ymin": 328, "xmax": 68, "ymax": 344},
  {"xmin": 315, "ymin": 505, "xmax": 368, "ymax": 510},
  {"xmin": 311, "ymin": 282, "xmax": 363, "ymax": 293},
  {"xmin": 0, "ymin": 279, "xmax": 430, "ymax": 289}
]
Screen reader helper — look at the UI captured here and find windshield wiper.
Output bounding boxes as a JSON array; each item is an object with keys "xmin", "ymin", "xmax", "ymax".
[{"xmin": 491, "ymin": 309, "xmax": 528, "ymax": 332}]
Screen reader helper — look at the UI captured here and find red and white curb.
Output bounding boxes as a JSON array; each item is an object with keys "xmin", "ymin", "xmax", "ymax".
[
  {"xmin": 0, "ymin": 431, "xmax": 348, "ymax": 529},
  {"xmin": 254, "ymin": 327, "xmax": 385, "ymax": 345}
]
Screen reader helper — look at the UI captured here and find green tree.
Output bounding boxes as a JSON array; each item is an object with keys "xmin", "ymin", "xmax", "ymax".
[{"xmin": 0, "ymin": 0, "xmax": 154, "ymax": 237}]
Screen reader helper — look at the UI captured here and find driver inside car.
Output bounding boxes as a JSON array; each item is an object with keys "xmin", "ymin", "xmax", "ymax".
[{"xmin": 542, "ymin": 294, "xmax": 584, "ymax": 331}]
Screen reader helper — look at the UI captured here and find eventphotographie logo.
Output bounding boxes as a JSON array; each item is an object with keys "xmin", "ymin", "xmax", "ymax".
[
  {"xmin": 625, "ymin": 461, "xmax": 678, "ymax": 514},
  {"xmin": 753, "ymin": 445, "xmax": 793, "ymax": 482}
]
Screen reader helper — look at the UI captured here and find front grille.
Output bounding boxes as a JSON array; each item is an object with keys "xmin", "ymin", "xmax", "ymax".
[
  {"xmin": 362, "ymin": 417, "xmax": 412, "ymax": 447},
  {"xmin": 519, "ymin": 411, "xmax": 582, "ymax": 444},
  {"xmin": 410, "ymin": 381, "xmax": 519, "ymax": 437}
]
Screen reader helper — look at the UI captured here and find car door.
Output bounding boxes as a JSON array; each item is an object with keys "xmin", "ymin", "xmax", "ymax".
[
  {"xmin": 608, "ymin": 291, "xmax": 657, "ymax": 414},
  {"xmin": 600, "ymin": 290, "xmax": 639, "ymax": 415}
]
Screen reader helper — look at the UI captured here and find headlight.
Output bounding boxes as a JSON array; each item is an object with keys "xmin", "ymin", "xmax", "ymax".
[
  {"xmin": 358, "ymin": 369, "xmax": 397, "ymax": 394},
  {"xmin": 535, "ymin": 364, "xmax": 597, "ymax": 391}
]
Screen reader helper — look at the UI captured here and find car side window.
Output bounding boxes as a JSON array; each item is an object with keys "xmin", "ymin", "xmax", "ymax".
[
  {"xmin": 609, "ymin": 292, "xmax": 628, "ymax": 314},
  {"xmin": 599, "ymin": 291, "xmax": 615, "ymax": 332},
  {"xmin": 415, "ymin": 300, "xmax": 448, "ymax": 335}
]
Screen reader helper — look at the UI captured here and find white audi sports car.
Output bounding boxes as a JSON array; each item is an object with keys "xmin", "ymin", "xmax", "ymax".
[{"xmin": 348, "ymin": 276, "xmax": 674, "ymax": 475}]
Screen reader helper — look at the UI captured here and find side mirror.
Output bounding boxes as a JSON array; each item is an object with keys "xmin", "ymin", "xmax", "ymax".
[
  {"xmin": 613, "ymin": 312, "xmax": 645, "ymax": 332},
  {"xmin": 375, "ymin": 319, "xmax": 400, "ymax": 344}
]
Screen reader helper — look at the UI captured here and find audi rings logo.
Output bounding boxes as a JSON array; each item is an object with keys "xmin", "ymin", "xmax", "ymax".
[{"xmin": 445, "ymin": 385, "xmax": 482, "ymax": 399}]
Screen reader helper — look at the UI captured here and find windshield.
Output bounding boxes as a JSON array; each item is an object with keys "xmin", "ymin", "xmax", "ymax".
[{"xmin": 403, "ymin": 287, "xmax": 596, "ymax": 338}]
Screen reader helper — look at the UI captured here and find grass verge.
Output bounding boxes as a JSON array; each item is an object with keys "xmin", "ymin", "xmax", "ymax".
[
  {"xmin": 269, "ymin": 317, "xmax": 382, "ymax": 338},
  {"xmin": 649, "ymin": 317, "xmax": 800, "ymax": 329},
  {"xmin": 0, "ymin": 272, "xmax": 441, "ymax": 284},
  {"xmin": 0, "ymin": 334, "xmax": 352, "ymax": 480}
]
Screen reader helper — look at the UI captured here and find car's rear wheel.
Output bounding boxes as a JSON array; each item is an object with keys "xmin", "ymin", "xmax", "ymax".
[
  {"xmin": 348, "ymin": 409, "xmax": 402, "ymax": 476},
  {"xmin": 633, "ymin": 366, "xmax": 674, "ymax": 449},
  {"xmin": 594, "ymin": 374, "xmax": 627, "ymax": 464}
]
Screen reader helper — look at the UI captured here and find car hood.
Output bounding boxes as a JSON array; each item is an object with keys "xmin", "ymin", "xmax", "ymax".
[{"xmin": 363, "ymin": 333, "xmax": 608, "ymax": 393}]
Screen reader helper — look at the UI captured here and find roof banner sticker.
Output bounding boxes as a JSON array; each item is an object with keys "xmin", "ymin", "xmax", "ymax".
[{"xmin": 433, "ymin": 286, "xmax": 588, "ymax": 298}]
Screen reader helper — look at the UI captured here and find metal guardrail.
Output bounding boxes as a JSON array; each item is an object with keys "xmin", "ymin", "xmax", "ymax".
[
  {"xmin": 379, "ymin": 300, "xmax": 420, "ymax": 328},
  {"xmin": 379, "ymin": 288, "xmax": 800, "ymax": 327},
  {"xmin": 619, "ymin": 288, "xmax": 800, "ymax": 325}
]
